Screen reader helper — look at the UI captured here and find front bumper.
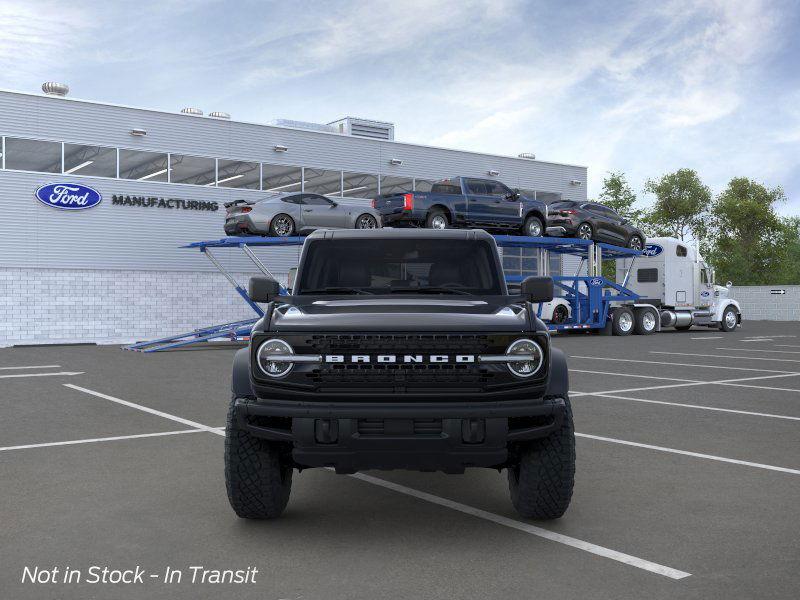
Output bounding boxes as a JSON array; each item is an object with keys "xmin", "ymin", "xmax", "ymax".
[{"xmin": 233, "ymin": 396, "xmax": 566, "ymax": 473}]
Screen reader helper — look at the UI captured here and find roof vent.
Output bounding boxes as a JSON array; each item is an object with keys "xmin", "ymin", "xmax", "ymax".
[
  {"xmin": 328, "ymin": 117, "xmax": 395, "ymax": 141},
  {"xmin": 269, "ymin": 119, "xmax": 337, "ymax": 134},
  {"xmin": 42, "ymin": 82, "xmax": 69, "ymax": 96},
  {"xmin": 209, "ymin": 111, "xmax": 230, "ymax": 119},
  {"xmin": 518, "ymin": 152, "xmax": 536, "ymax": 160},
  {"xmin": 180, "ymin": 107, "xmax": 203, "ymax": 116}
]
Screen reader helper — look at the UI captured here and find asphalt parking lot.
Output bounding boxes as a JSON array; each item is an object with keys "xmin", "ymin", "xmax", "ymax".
[{"xmin": 1, "ymin": 321, "xmax": 799, "ymax": 599}]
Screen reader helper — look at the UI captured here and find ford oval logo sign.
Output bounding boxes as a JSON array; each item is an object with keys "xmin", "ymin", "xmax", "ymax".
[
  {"xmin": 588, "ymin": 277, "xmax": 603, "ymax": 286},
  {"xmin": 642, "ymin": 244, "xmax": 663, "ymax": 257},
  {"xmin": 35, "ymin": 183, "xmax": 102, "ymax": 210},
  {"xmin": 700, "ymin": 290, "xmax": 710, "ymax": 297}
]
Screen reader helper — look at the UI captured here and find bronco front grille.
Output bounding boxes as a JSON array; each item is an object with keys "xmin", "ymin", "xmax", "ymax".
[{"xmin": 305, "ymin": 334, "xmax": 493, "ymax": 355}]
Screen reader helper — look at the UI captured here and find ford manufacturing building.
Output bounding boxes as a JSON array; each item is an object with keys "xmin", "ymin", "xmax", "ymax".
[{"xmin": 0, "ymin": 85, "xmax": 587, "ymax": 347}]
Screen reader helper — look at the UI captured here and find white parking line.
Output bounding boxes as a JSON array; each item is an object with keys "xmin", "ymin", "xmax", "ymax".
[
  {"xmin": 572, "ymin": 369, "xmax": 701, "ymax": 383},
  {"xmin": 0, "ymin": 371, "xmax": 84, "ymax": 379},
  {"xmin": 690, "ymin": 336, "xmax": 723, "ymax": 340},
  {"xmin": 716, "ymin": 348, "xmax": 800, "ymax": 354},
  {"xmin": 575, "ymin": 372, "xmax": 800, "ymax": 397},
  {"xmin": 0, "ymin": 429, "xmax": 205, "ymax": 453},
  {"xmin": 576, "ymin": 433, "xmax": 800, "ymax": 475},
  {"xmin": 573, "ymin": 393, "xmax": 800, "ymax": 421},
  {"xmin": 569, "ymin": 355, "xmax": 797, "ymax": 374},
  {"xmin": 651, "ymin": 351, "xmax": 800, "ymax": 364},
  {"xmin": 777, "ymin": 345, "xmax": 800, "ymax": 349},
  {"xmin": 0, "ymin": 365, "xmax": 61, "ymax": 370},
  {"xmin": 349, "ymin": 472, "xmax": 691, "ymax": 580},
  {"xmin": 64, "ymin": 384, "xmax": 224, "ymax": 435}
]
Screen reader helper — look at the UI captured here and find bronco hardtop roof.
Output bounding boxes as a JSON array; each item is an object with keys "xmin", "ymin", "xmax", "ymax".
[{"xmin": 305, "ymin": 228, "xmax": 495, "ymax": 241}]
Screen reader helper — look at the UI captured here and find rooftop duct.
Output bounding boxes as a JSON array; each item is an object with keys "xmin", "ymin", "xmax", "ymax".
[
  {"xmin": 42, "ymin": 82, "xmax": 69, "ymax": 97},
  {"xmin": 329, "ymin": 117, "xmax": 394, "ymax": 141},
  {"xmin": 518, "ymin": 152, "xmax": 536, "ymax": 160},
  {"xmin": 269, "ymin": 119, "xmax": 337, "ymax": 134},
  {"xmin": 180, "ymin": 107, "xmax": 203, "ymax": 116},
  {"xmin": 209, "ymin": 111, "xmax": 230, "ymax": 119}
]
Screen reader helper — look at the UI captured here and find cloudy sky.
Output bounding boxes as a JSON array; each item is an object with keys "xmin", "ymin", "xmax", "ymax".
[{"xmin": 2, "ymin": 0, "xmax": 798, "ymax": 212}]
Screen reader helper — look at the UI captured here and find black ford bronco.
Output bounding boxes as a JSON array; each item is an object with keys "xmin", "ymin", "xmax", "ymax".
[{"xmin": 226, "ymin": 228, "xmax": 574, "ymax": 519}]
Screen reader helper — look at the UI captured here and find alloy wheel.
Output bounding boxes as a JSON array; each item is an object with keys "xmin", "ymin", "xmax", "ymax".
[
  {"xmin": 273, "ymin": 216, "xmax": 293, "ymax": 236},
  {"xmin": 577, "ymin": 224, "xmax": 592, "ymax": 240},
  {"xmin": 629, "ymin": 236, "xmax": 643, "ymax": 251},
  {"xmin": 431, "ymin": 215, "xmax": 448, "ymax": 229},
  {"xmin": 357, "ymin": 215, "xmax": 377, "ymax": 229}
]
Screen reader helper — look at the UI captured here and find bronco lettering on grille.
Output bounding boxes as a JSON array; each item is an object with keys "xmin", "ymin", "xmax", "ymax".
[{"xmin": 323, "ymin": 355, "xmax": 476, "ymax": 364}]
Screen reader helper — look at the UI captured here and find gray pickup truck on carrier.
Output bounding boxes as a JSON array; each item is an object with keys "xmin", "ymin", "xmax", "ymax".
[
  {"xmin": 226, "ymin": 228, "xmax": 575, "ymax": 519},
  {"xmin": 373, "ymin": 177, "xmax": 550, "ymax": 236}
]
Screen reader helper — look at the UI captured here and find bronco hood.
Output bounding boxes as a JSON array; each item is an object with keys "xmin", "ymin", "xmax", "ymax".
[{"xmin": 267, "ymin": 296, "xmax": 531, "ymax": 332}]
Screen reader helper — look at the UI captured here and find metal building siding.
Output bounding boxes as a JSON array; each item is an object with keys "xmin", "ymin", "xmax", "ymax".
[{"xmin": 0, "ymin": 89, "xmax": 587, "ymax": 273}]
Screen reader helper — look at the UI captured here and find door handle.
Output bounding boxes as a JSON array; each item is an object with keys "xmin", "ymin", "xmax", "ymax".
[{"xmin": 303, "ymin": 209, "xmax": 312, "ymax": 212}]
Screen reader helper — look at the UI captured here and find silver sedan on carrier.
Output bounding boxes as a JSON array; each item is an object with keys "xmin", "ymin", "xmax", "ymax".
[{"xmin": 224, "ymin": 192, "xmax": 382, "ymax": 237}]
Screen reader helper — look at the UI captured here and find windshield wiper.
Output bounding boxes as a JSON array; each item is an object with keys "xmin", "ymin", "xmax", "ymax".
[
  {"xmin": 300, "ymin": 287, "xmax": 374, "ymax": 295},
  {"xmin": 389, "ymin": 286, "xmax": 473, "ymax": 296}
]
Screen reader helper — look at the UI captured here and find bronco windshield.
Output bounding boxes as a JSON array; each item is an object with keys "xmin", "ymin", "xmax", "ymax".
[{"xmin": 296, "ymin": 238, "xmax": 504, "ymax": 295}]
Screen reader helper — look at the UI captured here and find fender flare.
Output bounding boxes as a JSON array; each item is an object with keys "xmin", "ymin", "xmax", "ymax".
[
  {"xmin": 231, "ymin": 347, "xmax": 255, "ymax": 398},
  {"xmin": 714, "ymin": 299, "xmax": 741, "ymax": 322},
  {"xmin": 545, "ymin": 347, "xmax": 569, "ymax": 398}
]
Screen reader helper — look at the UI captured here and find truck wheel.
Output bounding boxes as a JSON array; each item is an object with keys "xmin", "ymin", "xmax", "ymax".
[
  {"xmin": 508, "ymin": 396, "xmax": 575, "ymax": 519},
  {"xmin": 426, "ymin": 209, "xmax": 449, "ymax": 230},
  {"xmin": 633, "ymin": 308, "xmax": 657, "ymax": 335},
  {"xmin": 611, "ymin": 307, "xmax": 634, "ymax": 336},
  {"xmin": 719, "ymin": 306, "xmax": 739, "ymax": 332},
  {"xmin": 523, "ymin": 215, "xmax": 544, "ymax": 237},
  {"xmin": 225, "ymin": 397, "xmax": 292, "ymax": 519}
]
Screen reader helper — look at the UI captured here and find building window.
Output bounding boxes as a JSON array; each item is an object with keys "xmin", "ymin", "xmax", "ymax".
[
  {"xmin": 304, "ymin": 168, "xmax": 342, "ymax": 196},
  {"xmin": 379, "ymin": 175, "xmax": 413, "ymax": 195},
  {"xmin": 119, "ymin": 149, "xmax": 169, "ymax": 182},
  {"xmin": 4, "ymin": 137, "xmax": 61, "ymax": 173},
  {"xmin": 414, "ymin": 178, "xmax": 436, "ymax": 192},
  {"xmin": 169, "ymin": 154, "xmax": 216, "ymax": 186},
  {"xmin": 341, "ymin": 172, "xmax": 378, "ymax": 199},
  {"xmin": 262, "ymin": 163, "xmax": 302, "ymax": 193},
  {"xmin": 217, "ymin": 159, "xmax": 260, "ymax": 189},
  {"xmin": 63, "ymin": 144, "xmax": 117, "ymax": 177}
]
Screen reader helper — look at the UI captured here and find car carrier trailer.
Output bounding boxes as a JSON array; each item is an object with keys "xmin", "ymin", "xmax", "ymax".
[{"xmin": 125, "ymin": 232, "xmax": 741, "ymax": 352}]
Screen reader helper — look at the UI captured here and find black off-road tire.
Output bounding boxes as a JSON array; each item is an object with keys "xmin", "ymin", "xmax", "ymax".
[
  {"xmin": 225, "ymin": 397, "xmax": 292, "ymax": 519},
  {"xmin": 508, "ymin": 396, "xmax": 576, "ymax": 520}
]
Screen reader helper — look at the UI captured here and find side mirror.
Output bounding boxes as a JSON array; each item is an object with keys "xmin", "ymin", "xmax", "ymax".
[
  {"xmin": 520, "ymin": 276, "xmax": 554, "ymax": 302},
  {"xmin": 726, "ymin": 281, "xmax": 732, "ymax": 288},
  {"xmin": 249, "ymin": 276, "xmax": 281, "ymax": 303},
  {"xmin": 330, "ymin": 201, "xmax": 338, "ymax": 208}
]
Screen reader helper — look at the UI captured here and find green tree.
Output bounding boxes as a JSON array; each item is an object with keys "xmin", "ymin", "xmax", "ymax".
[
  {"xmin": 598, "ymin": 171, "xmax": 643, "ymax": 226},
  {"xmin": 642, "ymin": 169, "xmax": 711, "ymax": 241},
  {"xmin": 706, "ymin": 178, "xmax": 795, "ymax": 285}
]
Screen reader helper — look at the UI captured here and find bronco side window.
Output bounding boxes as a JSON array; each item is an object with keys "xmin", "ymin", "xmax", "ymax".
[{"xmin": 676, "ymin": 245, "xmax": 688, "ymax": 257}]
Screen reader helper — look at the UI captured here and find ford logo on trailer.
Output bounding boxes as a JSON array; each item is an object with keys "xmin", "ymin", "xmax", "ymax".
[
  {"xmin": 641, "ymin": 244, "xmax": 663, "ymax": 257},
  {"xmin": 588, "ymin": 277, "xmax": 603, "ymax": 286},
  {"xmin": 35, "ymin": 183, "xmax": 102, "ymax": 210},
  {"xmin": 700, "ymin": 290, "xmax": 710, "ymax": 297}
]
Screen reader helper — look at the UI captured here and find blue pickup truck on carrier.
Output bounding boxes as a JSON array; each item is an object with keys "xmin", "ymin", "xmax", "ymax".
[{"xmin": 372, "ymin": 177, "xmax": 551, "ymax": 236}]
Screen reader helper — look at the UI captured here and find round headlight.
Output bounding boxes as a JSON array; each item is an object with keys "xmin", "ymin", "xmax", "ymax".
[
  {"xmin": 257, "ymin": 338, "xmax": 294, "ymax": 378},
  {"xmin": 506, "ymin": 338, "xmax": 544, "ymax": 378}
]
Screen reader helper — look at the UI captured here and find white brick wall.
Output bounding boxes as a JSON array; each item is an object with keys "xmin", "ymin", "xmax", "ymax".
[
  {"xmin": 0, "ymin": 268, "xmax": 286, "ymax": 347},
  {"xmin": 730, "ymin": 286, "xmax": 800, "ymax": 322}
]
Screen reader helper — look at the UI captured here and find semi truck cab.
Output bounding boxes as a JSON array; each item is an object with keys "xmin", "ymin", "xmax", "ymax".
[{"xmin": 616, "ymin": 236, "xmax": 741, "ymax": 332}]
